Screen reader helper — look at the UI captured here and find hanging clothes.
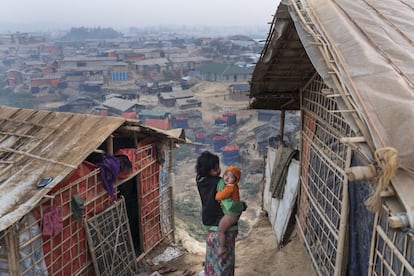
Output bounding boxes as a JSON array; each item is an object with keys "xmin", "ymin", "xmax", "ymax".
[
  {"xmin": 42, "ymin": 207, "xmax": 62, "ymax": 236},
  {"xmin": 96, "ymin": 154, "xmax": 120, "ymax": 199},
  {"xmin": 71, "ymin": 195, "xmax": 85, "ymax": 220}
]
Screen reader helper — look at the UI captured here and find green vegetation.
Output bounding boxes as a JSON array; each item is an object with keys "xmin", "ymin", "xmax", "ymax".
[
  {"xmin": 64, "ymin": 27, "xmax": 123, "ymax": 40},
  {"xmin": 174, "ymin": 198, "xmax": 205, "ymax": 241},
  {"xmin": 0, "ymin": 89, "xmax": 37, "ymax": 108}
]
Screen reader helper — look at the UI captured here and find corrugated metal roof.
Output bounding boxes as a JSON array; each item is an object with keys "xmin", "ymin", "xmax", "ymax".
[
  {"xmin": 196, "ymin": 63, "xmax": 252, "ymax": 75},
  {"xmin": 134, "ymin": 58, "xmax": 170, "ymax": 66},
  {"xmin": 102, "ymin": 97, "xmax": 137, "ymax": 112},
  {"xmin": 0, "ymin": 106, "xmax": 187, "ymax": 231},
  {"xmin": 196, "ymin": 63, "xmax": 228, "ymax": 74},
  {"xmin": 138, "ymin": 110, "xmax": 170, "ymax": 118},
  {"xmin": 159, "ymin": 90, "xmax": 194, "ymax": 100},
  {"xmin": 222, "ymin": 65, "xmax": 253, "ymax": 75}
]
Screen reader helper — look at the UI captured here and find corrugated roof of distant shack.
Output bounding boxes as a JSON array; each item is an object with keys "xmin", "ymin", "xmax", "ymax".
[
  {"xmin": 139, "ymin": 109, "xmax": 170, "ymax": 119},
  {"xmin": 197, "ymin": 62, "xmax": 253, "ymax": 75}
]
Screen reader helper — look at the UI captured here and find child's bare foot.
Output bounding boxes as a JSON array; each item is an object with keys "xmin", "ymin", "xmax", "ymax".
[{"xmin": 218, "ymin": 246, "xmax": 226, "ymax": 257}]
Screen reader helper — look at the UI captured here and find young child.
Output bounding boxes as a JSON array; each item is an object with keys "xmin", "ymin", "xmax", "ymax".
[{"xmin": 215, "ymin": 165, "xmax": 245, "ymax": 256}]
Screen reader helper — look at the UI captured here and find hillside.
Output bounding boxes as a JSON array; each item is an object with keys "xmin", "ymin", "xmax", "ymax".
[{"xmin": 144, "ymin": 81, "xmax": 315, "ymax": 275}]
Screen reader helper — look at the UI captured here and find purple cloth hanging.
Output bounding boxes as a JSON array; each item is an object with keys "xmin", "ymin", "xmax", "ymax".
[
  {"xmin": 96, "ymin": 154, "xmax": 120, "ymax": 199},
  {"xmin": 42, "ymin": 207, "xmax": 62, "ymax": 236}
]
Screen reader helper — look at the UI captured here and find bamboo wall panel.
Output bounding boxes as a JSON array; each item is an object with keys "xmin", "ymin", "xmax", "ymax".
[
  {"xmin": 298, "ymin": 75, "xmax": 355, "ymax": 275},
  {"xmin": 370, "ymin": 205, "xmax": 414, "ymax": 275},
  {"xmin": 84, "ymin": 196, "xmax": 137, "ymax": 275}
]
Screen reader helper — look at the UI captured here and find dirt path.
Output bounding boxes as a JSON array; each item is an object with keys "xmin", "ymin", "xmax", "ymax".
[
  {"xmin": 144, "ymin": 81, "xmax": 315, "ymax": 275},
  {"xmin": 151, "ymin": 212, "xmax": 315, "ymax": 276},
  {"xmin": 235, "ymin": 212, "xmax": 315, "ymax": 276}
]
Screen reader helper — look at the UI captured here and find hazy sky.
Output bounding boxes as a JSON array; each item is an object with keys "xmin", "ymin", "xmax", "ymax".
[{"xmin": 0, "ymin": 0, "xmax": 281, "ymax": 31}]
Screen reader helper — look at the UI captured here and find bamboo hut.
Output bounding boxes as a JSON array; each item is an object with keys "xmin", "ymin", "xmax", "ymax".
[
  {"xmin": 0, "ymin": 106, "xmax": 187, "ymax": 275},
  {"xmin": 251, "ymin": 0, "xmax": 414, "ymax": 275}
]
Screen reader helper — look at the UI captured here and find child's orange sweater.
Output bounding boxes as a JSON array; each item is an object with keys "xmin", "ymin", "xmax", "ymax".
[{"xmin": 215, "ymin": 183, "xmax": 240, "ymax": 201}]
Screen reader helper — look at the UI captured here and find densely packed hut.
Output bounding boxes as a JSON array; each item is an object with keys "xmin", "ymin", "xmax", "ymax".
[
  {"xmin": 0, "ymin": 106, "xmax": 187, "ymax": 275},
  {"xmin": 251, "ymin": 0, "xmax": 414, "ymax": 275}
]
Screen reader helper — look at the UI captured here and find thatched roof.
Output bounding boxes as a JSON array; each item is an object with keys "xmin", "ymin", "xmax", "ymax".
[
  {"xmin": 250, "ymin": 0, "xmax": 414, "ymax": 221},
  {"xmin": 0, "ymin": 106, "xmax": 186, "ymax": 231}
]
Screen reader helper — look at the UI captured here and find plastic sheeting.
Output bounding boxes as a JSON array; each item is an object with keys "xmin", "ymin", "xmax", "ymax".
[
  {"xmin": 287, "ymin": 0, "xmax": 414, "ymax": 220},
  {"xmin": 263, "ymin": 147, "xmax": 300, "ymax": 246}
]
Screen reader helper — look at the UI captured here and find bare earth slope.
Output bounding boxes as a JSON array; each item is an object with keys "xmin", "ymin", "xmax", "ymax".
[
  {"xmin": 156, "ymin": 81, "xmax": 315, "ymax": 275},
  {"xmin": 168, "ymin": 212, "xmax": 315, "ymax": 276}
]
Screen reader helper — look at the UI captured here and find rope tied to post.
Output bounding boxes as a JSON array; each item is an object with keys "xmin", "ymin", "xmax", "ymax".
[{"xmin": 365, "ymin": 147, "xmax": 399, "ymax": 212}]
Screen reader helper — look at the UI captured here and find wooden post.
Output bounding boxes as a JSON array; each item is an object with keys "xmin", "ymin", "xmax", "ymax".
[
  {"xmin": 334, "ymin": 147, "xmax": 352, "ymax": 275},
  {"xmin": 339, "ymin": 137, "xmax": 366, "ymax": 143},
  {"xmin": 5, "ymin": 227, "xmax": 19, "ymax": 276},
  {"xmin": 388, "ymin": 214, "xmax": 409, "ymax": 229},
  {"xmin": 279, "ymin": 110, "xmax": 285, "ymax": 141},
  {"xmin": 346, "ymin": 165, "xmax": 376, "ymax": 181},
  {"xmin": 106, "ymin": 135, "xmax": 114, "ymax": 155},
  {"xmin": 168, "ymin": 139, "xmax": 176, "ymax": 243},
  {"xmin": 136, "ymin": 173, "xmax": 144, "ymax": 254},
  {"xmin": 368, "ymin": 212, "xmax": 380, "ymax": 275}
]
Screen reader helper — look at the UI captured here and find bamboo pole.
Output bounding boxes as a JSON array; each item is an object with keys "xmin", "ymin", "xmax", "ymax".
[
  {"xmin": 260, "ymin": 155, "xmax": 266, "ymax": 210},
  {"xmin": 334, "ymin": 146, "xmax": 352, "ymax": 276},
  {"xmin": 168, "ymin": 140, "xmax": 176, "ymax": 243},
  {"xmin": 0, "ymin": 113, "xmax": 78, "ymax": 175},
  {"xmin": 340, "ymin": 137, "xmax": 366, "ymax": 143},
  {"xmin": 300, "ymin": 177, "xmax": 339, "ymax": 241},
  {"xmin": 376, "ymin": 226, "xmax": 414, "ymax": 274},
  {"xmin": 280, "ymin": 99, "xmax": 296, "ymax": 109},
  {"xmin": 5, "ymin": 227, "xmax": 19, "ymax": 276},
  {"xmin": 0, "ymin": 131, "xmax": 36, "ymax": 138},
  {"xmin": 289, "ymin": 0, "xmax": 376, "ymax": 155},
  {"xmin": 367, "ymin": 209, "xmax": 380, "ymax": 275},
  {"xmin": 137, "ymin": 173, "xmax": 144, "ymax": 254},
  {"xmin": 119, "ymin": 126, "xmax": 141, "ymax": 132},
  {"xmin": 0, "ymin": 147, "xmax": 77, "ymax": 168},
  {"xmin": 380, "ymin": 186, "xmax": 395, "ymax": 197},
  {"xmin": 295, "ymin": 215, "xmax": 323, "ymax": 276},
  {"xmin": 321, "ymin": 88, "xmax": 333, "ymax": 95},
  {"xmin": 82, "ymin": 218, "xmax": 100, "ymax": 274},
  {"xmin": 346, "ymin": 165, "xmax": 376, "ymax": 181},
  {"xmin": 326, "ymin": 94, "xmax": 350, "ymax": 98},
  {"xmin": 388, "ymin": 214, "xmax": 409, "ymax": 229},
  {"xmin": 303, "ymin": 133, "xmax": 344, "ymax": 173},
  {"xmin": 279, "ymin": 110, "xmax": 285, "ymax": 141},
  {"xmin": 106, "ymin": 135, "xmax": 114, "ymax": 155}
]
